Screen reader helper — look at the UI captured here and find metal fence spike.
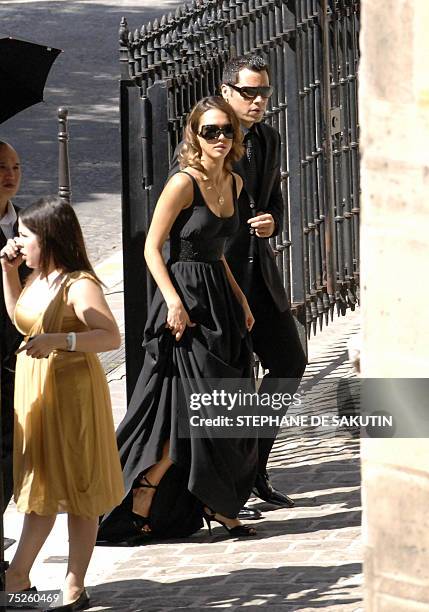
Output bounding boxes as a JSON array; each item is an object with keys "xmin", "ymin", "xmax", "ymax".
[{"xmin": 119, "ymin": 16, "xmax": 129, "ymax": 44}]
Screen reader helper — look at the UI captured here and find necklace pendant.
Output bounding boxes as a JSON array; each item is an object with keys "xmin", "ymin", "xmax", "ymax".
[{"xmin": 218, "ymin": 195, "xmax": 225, "ymax": 206}]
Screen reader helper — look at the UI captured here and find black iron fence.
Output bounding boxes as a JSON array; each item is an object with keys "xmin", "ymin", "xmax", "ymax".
[{"xmin": 118, "ymin": 0, "xmax": 360, "ymax": 399}]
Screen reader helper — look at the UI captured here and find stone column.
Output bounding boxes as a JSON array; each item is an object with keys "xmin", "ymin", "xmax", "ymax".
[{"xmin": 360, "ymin": 1, "xmax": 429, "ymax": 610}]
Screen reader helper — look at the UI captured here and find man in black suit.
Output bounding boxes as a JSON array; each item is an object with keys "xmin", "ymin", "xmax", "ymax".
[
  {"xmin": 0, "ymin": 140, "xmax": 24, "ymax": 511},
  {"xmin": 169, "ymin": 55, "xmax": 306, "ymax": 515},
  {"xmin": 219, "ymin": 55, "xmax": 307, "ymax": 509}
]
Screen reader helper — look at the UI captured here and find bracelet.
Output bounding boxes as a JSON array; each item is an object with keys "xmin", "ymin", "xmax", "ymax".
[{"xmin": 66, "ymin": 332, "xmax": 76, "ymax": 352}]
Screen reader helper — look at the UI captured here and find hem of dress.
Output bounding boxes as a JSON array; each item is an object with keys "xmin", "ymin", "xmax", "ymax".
[{"xmin": 15, "ymin": 496, "xmax": 124, "ymax": 520}]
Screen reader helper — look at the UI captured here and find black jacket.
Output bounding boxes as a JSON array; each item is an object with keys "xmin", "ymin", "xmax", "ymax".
[
  {"xmin": 0, "ymin": 204, "xmax": 25, "ymax": 372},
  {"xmin": 169, "ymin": 121, "xmax": 289, "ymax": 312}
]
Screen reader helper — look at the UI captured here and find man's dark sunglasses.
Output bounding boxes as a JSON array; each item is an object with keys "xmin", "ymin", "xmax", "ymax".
[
  {"xmin": 198, "ymin": 124, "xmax": 235, "ymax": 141},
  {"xmin": 228, "ymin": 83, "xmax": 273, "ymax": 100}
]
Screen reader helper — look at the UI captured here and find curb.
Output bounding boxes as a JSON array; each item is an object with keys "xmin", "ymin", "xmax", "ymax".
[{"xmin": 94, "ymin": 250, "xmax": 123, "ymax": 291}]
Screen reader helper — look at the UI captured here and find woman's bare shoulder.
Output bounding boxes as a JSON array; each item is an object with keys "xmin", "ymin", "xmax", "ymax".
[
  {"xmin": 231, "ymin": 171, "xmax": 243, "ymax": 194},
  {"xmin": 161, "ymin": 171, "xmax": 195, "ymax": 212},
  {"xmin": 66, "ymin": 274, "xmax": 105, "ymax": 306},
  {"xmin": 167, "ymin": 170, "xmax": 195, "ymax": 189}
]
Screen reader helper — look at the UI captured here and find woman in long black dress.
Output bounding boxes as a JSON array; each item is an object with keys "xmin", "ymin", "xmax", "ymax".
[{"xmin": 99, "ymin": 96, "xmax": 258, "ymax": 542}]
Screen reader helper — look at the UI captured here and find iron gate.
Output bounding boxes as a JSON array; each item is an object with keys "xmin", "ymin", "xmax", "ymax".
[{"xmin": 118, "ymin": 0, "xmax": 360, "ymax": 399}]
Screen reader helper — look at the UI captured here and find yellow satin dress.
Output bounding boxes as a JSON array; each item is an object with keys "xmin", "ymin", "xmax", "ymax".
[{"xmin": 13, "ymin": 271, "xmax": 124, "ymax": 518}]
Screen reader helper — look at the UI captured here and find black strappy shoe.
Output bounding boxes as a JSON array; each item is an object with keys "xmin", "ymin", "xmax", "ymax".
[
  {"xmin": 203, "ymin": 507, "xmax": 257, "ymax": 537},
  {"xmin": 130, "ymin": 475, "xmax": 158, "ymax": 535}
]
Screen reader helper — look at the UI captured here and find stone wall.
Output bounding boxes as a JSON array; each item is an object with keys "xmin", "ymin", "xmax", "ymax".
[{"xmin": 360, "ymin": 0, "xmax": 429, "ymax": 609}]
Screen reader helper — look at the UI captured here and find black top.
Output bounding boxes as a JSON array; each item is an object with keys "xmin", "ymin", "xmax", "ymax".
[
  {"xmin": 169, "ymin": 122, "xmax": 290, "ymax": 312},
  {"xmin": 0, "ymin": 206, "xmax": 27, "ymax": 370},
  {"xmin": 169, "ymin": 171, "xmax": 239, "ymax": 263}
]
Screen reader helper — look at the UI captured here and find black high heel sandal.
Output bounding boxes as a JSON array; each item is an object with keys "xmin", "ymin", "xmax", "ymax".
[
  {"xmin": 130, "ymin": 475, "xmax": 158, "ymax": 534},
  {"xmin": 203, "ymin": 508, "xmax": 257, "ymax": 537}
]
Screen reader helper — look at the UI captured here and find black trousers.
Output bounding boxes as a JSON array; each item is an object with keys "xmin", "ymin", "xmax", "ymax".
[{"xmin": 248, "ymin": 272, "xmax": 307, "ymax": 473}]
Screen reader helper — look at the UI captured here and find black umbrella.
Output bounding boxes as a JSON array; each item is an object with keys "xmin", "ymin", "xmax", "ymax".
[{"xmin": 0, "ymin": 35, "xmax": 62, "ymax": 124}]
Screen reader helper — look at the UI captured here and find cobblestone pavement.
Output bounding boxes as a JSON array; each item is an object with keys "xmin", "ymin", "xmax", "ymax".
[{"xmin": 0, "ymin": 0, "xmax": 179, "ymax": 263}]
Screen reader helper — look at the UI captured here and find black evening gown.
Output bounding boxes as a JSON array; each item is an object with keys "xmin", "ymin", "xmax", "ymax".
[{"xmin": 98, "ymin": 173, "xmax": 258, "ymax": 542}]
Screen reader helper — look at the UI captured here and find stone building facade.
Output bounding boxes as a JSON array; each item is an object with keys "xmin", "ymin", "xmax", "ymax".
[{"xmin": 360, "ymin": 1, "xmax": 429, "ymax": 609}]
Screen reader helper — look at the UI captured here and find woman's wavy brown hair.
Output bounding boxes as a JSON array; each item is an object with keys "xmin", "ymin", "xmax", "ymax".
[{"xmin": 178, "ymin": 96, "xmax": 244, "ymax": 173}]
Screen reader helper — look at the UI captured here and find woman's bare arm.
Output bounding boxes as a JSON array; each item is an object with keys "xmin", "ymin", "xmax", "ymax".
[
  {"xmin": 144, "ymin": 172, "xmax": 193, "ymax": 303},
  {"xmin": 19, "ymin": 277, "xmax": 121, "ymax": 358},
  {"xmin": 144, "ymin": 172, "xmax": 195, "ymax": 340}
]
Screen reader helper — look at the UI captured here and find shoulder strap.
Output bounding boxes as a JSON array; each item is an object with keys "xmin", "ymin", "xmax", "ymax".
[
  {"xmin": 64, "ymin": 270, "xmax": 100, "ymax": 288},
  {"xmin": 176, "ymin": 169, "xmax": 196, "ymax": 187},
  {"xmin": 176, "ymin": 170, "xmax": 207, "ymax": 208},
  {"xmin": 231, "ymin": 173, "xmax": 238, "ymax": 202},
  {"xmin": 63, "ymin": 271, "xmax": 100, "ymax": 303}
]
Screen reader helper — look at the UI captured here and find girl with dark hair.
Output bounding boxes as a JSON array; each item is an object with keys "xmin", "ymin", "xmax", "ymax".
[
  {"xmin": 0, "ymin": 197, "xmax": 124, "ymax": 611},
  {"xmin": 99, "ymin": 96, "xmax": 259, "ymax": 544}
]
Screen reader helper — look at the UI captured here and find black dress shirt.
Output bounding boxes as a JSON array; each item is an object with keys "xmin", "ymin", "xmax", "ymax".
[{"xmin": 242, "ymin": 125, "xmax": 262, "ymax": 204}]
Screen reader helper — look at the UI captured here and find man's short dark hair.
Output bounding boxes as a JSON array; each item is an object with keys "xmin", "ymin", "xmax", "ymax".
[{"xmin": 222, "ymin": 54, "xmax": 270, "ymax": 85}]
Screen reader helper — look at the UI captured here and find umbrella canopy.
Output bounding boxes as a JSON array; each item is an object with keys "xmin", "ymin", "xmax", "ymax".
[{"xmin": 0, "ymin": 35, "xmax": 62, "ymax": 124}]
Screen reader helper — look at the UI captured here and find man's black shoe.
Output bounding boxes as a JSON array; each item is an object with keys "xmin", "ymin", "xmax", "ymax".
[
  {"xmin": 252, "ymin": 473, "xmax": 295, "ymax": 508},
  {"xmin": 237, "ymin": 506, "xmax": 262, "ymax": 521}
]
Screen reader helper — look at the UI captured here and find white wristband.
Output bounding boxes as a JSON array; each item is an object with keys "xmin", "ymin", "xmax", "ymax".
[{"xmin": 66, "ymin": 332, "xmax": 76, "ymax": 351}]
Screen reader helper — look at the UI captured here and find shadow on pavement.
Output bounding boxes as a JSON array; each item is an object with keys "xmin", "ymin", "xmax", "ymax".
[
  {"xmin": 88, "ymin": 563, "xmax": 362, "ymax": 611},
  {"xmin": 97, "ymin": 505, "xmax": 361, "ymax": 547}
]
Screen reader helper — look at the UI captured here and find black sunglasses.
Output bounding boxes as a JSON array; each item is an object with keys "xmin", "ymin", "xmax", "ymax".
[
  {"xmin": 228, "ymin": 83, "xmax": 273, "ymax": 100},
  {"xmin": 198, "ymin": 124, "xmax": 235, "ymax": 141}
]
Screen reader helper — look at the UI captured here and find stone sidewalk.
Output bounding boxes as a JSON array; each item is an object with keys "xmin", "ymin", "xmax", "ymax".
[{"xmin": 4, "ymin": 252, "xmax": 363, "ymax": 611}]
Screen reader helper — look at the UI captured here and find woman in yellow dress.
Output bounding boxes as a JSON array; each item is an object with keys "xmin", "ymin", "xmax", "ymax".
[{"xmin": 0, "ymin": 196, "xmax": 124, "ymax": 611}]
